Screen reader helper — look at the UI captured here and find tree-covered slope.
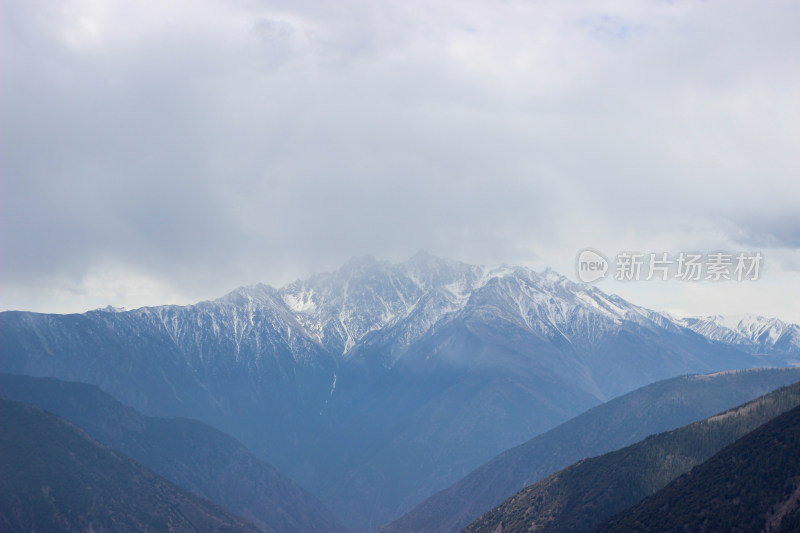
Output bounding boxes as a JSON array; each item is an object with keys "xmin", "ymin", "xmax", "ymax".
[
  {"xmin": 464, "ymin": 379, "xmax": 800, "ymax": 533},
  {"xmin": 0, "ymin": 399, "xmax": 259, "ymax": 533},
  {"xmin": 0, "ymin": 373, "xmax": 345, "ymax": 533},
  {"xmin": 380, "ymin": 368, "xmax": 800, "ymax": 533},
  {"xmin": 596, "ymin": 404, "xmax": 800, "ymax": 533}
]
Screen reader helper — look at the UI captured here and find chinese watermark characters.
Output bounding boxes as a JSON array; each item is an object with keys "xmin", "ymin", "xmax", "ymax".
[{"xmin": 576, "ymin": 249, "xmax": 763, "ymax": 284}]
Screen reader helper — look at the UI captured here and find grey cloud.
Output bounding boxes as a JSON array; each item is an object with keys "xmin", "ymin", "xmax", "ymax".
[
  {"xmin": 2, "ymin": 0, "xmax": 799, "ymax": 311},
  {"xmin": 731, "ymin": 217, "xmax": 800, "ymax": 251}
]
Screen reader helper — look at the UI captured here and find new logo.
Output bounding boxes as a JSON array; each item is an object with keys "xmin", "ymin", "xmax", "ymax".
[{"xmin": 576, "ymin": 248, "xmax": 609, "ymax": 283}]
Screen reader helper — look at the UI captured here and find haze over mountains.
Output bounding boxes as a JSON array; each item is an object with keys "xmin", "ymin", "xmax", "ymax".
[
  {"xmin": 1, "ymin": 254, "xmax": 798, "ymax": 531},
  {"xmin": 380, "ymin": 367, "xmax": 800, "ymax": 533}
]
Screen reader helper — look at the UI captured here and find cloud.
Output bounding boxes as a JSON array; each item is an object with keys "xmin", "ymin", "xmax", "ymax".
[{"xmin": 2, "ymin": 0, "xmax": 799, "ymax": 319}]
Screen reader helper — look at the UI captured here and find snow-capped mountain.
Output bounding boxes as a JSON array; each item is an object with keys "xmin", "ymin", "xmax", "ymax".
[
  {"xmin": 1, "ymin": 253, "xmax": 796, "ymax": 532},
  {"xmin": 277, "ymin": 253, "xmax": 485, "ymax": 355},
  {"xmin": 679, "ymin": 314, "xmax": 800, "ymax": 361},
  {"xmin": 204, "ymin": 252, "xmax": 696, "ymax": 368}
]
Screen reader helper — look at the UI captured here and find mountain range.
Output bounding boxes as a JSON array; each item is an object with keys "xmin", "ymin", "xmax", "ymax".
[
  {"xmin": 1, "ymin": 253, "xmax": 798, "ymax": 531},
  {"xmin": 677, "ymin": 314, "xmax": 800, "ymax": 363}
]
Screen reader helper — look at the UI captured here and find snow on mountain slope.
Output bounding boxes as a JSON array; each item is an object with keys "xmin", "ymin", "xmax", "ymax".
[
  {"xmin": 72, "ymin": 253, "xmax": 794, "ymax": 376},
  {"xmin": 678, "ymin": 314, "xmax": 800, "ymax": 358},
  {"xmin": 62, "ymin": 253, "xmax": 795, "ymax": 394},
  {"xmin": 87, "ymin": 283, "xmax": 332, "ymax": 370},
  {"xmin": 276, "ymin": 253, "xmax": 526, "ymax": 356},
  {"xmin": 201, "ymin": 253, "xmax": 692, "ymax": 367}
]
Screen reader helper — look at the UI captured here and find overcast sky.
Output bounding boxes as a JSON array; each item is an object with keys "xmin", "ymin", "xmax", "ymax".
[{"xmin": 2, "ymin": 0, "xmax": 799, "ymax": 322}]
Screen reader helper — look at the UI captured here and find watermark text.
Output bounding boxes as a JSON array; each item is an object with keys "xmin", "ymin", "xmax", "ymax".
[{"xmin": 575, "ymin": 249, "xmax": 763, "ymax": 284}]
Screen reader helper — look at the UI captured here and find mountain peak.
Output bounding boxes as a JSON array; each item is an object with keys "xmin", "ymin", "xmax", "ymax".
[
  {"xmin": 541, "ymin": 266, "xmax": 566, "ymax": 283},
  {"xmin": 95, "ymin": 305, "xmax": 127, "ymax": 313}
]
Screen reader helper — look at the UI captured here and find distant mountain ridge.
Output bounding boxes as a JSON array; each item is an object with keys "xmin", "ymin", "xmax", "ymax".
[
  {"xmin": 1, "ymin": 253, "xmax": 797, "ymax": 531},
  {"xmin": 678, "ymin": 314, "xmax": 800, "ymax": 360}
]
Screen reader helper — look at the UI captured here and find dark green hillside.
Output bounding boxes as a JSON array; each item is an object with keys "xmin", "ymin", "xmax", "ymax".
[
  {"xmin": 0, "ymin": 399, "xmax": 259, "ymax": 533},
  {"xmin": 597, "ymin": 403, "xmax": 800, "ymax": 533},
  {"xmin": 464, "ymin": 379, "xmax": 800, "ymax": 533},
  {"xmin": 0, "ymin": 373, "xmax": 346, "ymax": 533},
  {"xmin": 380, "ymin": 368, "xmax": 800, "ymax": 533}
]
